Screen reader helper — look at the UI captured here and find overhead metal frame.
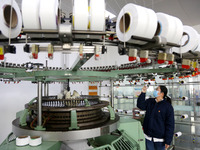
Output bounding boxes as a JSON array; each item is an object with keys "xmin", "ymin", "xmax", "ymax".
[
  {"xmin": 0, "ymin": 66, "xmax": 178, "ymax": 82},
  {"xmin": 0, "ymin": 28, "xmax": 181, "ymax": 53}
]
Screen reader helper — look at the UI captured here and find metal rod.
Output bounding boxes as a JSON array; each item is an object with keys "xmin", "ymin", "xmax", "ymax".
[
  {"xmin": 73, "ymin": 30, "xmax": 115, "ymax": 35},
  {"xmin": 110, "ymin": 80, "xmax": 114, "ymax": 108},
  {"xmin": 21, "ymin": 29, "xmax": 58, "ymax": 34},
  {"xmin": 174, "ymin": 114, "xmax": 200, "ymax": 118},
  {"xmin": 47, "ymin": 83, "xmax": 49, "ymax": 96},
  {"xmin": 194, "ymin": 99, "xmax": 197, "ymax": 121},
  {"xmin": 99, "ymin": 81, "xmax": 102, "ymax": 98},
  {"xmin": 37, "ymin": 45, "xmax": 101, "ymax": 54},
  {"xmin": 25, "ymin": 34, "xmax": 28, "ymax": 44},
  {"xmin": 44, "ymin": 83, "xmax": 47, "ymax": 96},
  {"xmin": 21, "ymin": 29, "xmax": 115, "ymax": 35},
  {"xmin": 188, "ymin": 50, "xmax": 198, "ymax": 56},
  {"xmin": 180, "ymin": 132, "xmax": 200, "ymax": 138},
  {"xmin": 37, "ymin": 81, "xmax": 43, "ymax": 126},
  {"xmin": 172, "ymin": 81, "xmax": 174, "ymax": 100},
  {"xmin": 131, "ymin": 35, "xmax": 155, "ymax": 43},
  {"xmin": 131, "ymin": 35, "xmax": 180, "ymax": 47},
  {"xmin": 175, "ymin": 121, "xmax": 200, "ymax": 126}
]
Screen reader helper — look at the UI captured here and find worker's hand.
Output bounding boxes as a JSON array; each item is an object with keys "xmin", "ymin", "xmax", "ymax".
[
  {"xmin": 141, "ymin": 86, "xmax": 147, "ymax": 93},
  {"xmin": 165, "ymin": 144, "xmax": 169, "ymax": 149}
]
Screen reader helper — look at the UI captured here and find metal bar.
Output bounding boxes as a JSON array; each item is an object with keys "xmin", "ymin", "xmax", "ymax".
[
  {"xmin": 174, "ymin": 114, "xmax": 200, "ymax": 118},
  {"xmin": 16, "ymin": 77, "xmax": 111, "ymax": 83},
  {"xmin": 47, "ymin": 83, "xmax": 49, "ymax": 96},
  {"xmin": 21, "ymin": 29, "xmax": 58, "ymax": 34},
  {"xmin": 0, "ymin": 75, "xmax": 15, "ymax": 78},
  {"xmin": 72, "ymin": 30, "xmax": 115, "ymax": 35},
  {"xmin": 15, "ymin": 70, "xmax": 119, "ymax": 79},
  {"xmin": 131, "ymin": 35, "xmax": 180, "ymax": 47},
  {"xmin": 188, "ymin": 50, "xmax": 198, "ymax": 56},
  {"xmin": 37, "ymin": 45, "xmax": 101, "ymax": 54},
  {"xmin": 111, "ymin": 68, "xmax": 177, "ymax": 75},
  {"xmin": 0, "ymin": 67, "xmax": 25, "ymax": 73},
  {"xmin": 44, "ymin": 83, "xmax": 47, "ymax": 96},
  {"xmin": 21, "ymin": 29, "xmax": 115, "ymax": 35},
  {"xmin": 167, "ymin": 42, "xmax": 180, "ymax": 47},
  {"xmin": 173, "ymin": 105, "xmax": 198, "ymax": 112},
  {"xmin": 173, "ymin": 97, "xmax": 200, "ymax": 100},
  {"xmin": 194, "ymin": 95, "xmax": 197, "ymax": 120},
  {"xmin": 71, "ymin": 54, "xmax": 94, "ymax": 71},
  {"xmin": 99, "ymin": 81, "xmax": 102, "ymax": 97},
  {"xmin": 131, "ymin": 35, "xmax": 155, "ymax": 43},
  {"xmin": 37, "ymin": 81, "xmax": 42, "ymax": 126},
  {"xmin": 110, "ymin": 80, "xmax": 114, "ymax": 108},
  {"xmin": 175, "ymin": 121, "xmax": 200, "ymax": 126}
]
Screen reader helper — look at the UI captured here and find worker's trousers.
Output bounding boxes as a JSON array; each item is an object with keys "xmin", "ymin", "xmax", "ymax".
[{"xmin": 146, "ymin": 139, "xmax": 165, "ymax": 150}]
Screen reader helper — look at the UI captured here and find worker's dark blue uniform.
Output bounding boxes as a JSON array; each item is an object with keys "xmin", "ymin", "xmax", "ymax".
[{"xmin": 137, "ymin": 92, "xmax": 174, "ymax": 145}]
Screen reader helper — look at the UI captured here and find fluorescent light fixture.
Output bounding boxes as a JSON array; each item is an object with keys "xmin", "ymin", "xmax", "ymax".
[{"xmin": 105, "ymin": 10, "xmax": 116, "ymax": 19}]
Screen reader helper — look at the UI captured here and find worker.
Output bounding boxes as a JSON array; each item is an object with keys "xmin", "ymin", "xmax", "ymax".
[{"xmin": 137, "ymin": 85, "xmax": 174, "ymax": 150}]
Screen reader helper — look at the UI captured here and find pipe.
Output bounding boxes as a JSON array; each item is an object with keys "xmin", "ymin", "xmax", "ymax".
[
  {"xmin": 47, "ymin": 83, "xmax": 49, "ymax": 96},
  {"xmin": 44, "ymin": 83, "xmax": 47, "ymax": 96},
  {"xmin": 21, "ymin": 29, "xmax": 115, "ymax": 35},
  {"xmin": 110, "ymin": 80, "xmax": 114, "ymax": 108},
  {"xmin": 37, "ymin": 81, "xmax": 43, "ymax": 126},
  {"xmin": 44, "ymin": 83, "xmax": 49, "ymax": 96}
]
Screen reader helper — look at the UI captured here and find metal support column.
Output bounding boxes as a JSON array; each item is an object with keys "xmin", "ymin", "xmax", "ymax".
[
  {"xmin": 99, "ymin": 81, "xmax": 102, "ymax": 97},
  {"xmin": 47, "ymin": 83, "xmax": 49, "ymax": 96},
  {"xmin": 193, "ymin": 87, "xmax": 197, "ymax": 120},
  {"xmin": 35, "ymin": 81, "xmax": 46, "ymax": 130},
  {"xmin": 44, "ymin": 83, "xmax": 49, "ymax": 96},
  {"xmin": 110, "ymin": 79, "xmax": 114, "ymax": 108},
  {"xmin": 172, "ymin": 81, "xmax": 174, "ymax": 100},
  {"xmin": 69, "ymin": 110, "xmax": 80, "ymax": 130},
  {"xmin": 44, "ymin": 83, "xmax": 47, "ymax": 96},
  {"xmin": 37, "ymin": 81, "xmax": 42, "ymax": 126}
]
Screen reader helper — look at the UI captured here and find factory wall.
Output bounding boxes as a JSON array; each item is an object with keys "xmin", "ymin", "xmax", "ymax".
[{"xmin": 83, "ymin": 46, "xmax": 130, "ymax": 67}]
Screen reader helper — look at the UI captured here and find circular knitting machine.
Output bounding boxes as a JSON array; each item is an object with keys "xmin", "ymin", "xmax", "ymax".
[{"xmin": 12, "ymin": 95, "xmax": 119, "ymax": 141}]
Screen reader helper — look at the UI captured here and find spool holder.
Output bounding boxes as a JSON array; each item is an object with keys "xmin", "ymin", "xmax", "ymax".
[
  {"xmin": 102, "ymin": 45, "xmax": 107, "ymax": 54},
  {"xmin": 118, "ymin": 45, "xmax": 129, "ymax": 55},
  {"xmin": 4, "ymin": 45, "xmax": 16, "ymax": 54},
  {"xmin": 23, "ymin": 44, "xmax": 30, "ymax": 53}
]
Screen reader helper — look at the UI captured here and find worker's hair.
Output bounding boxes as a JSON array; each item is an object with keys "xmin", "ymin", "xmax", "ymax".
[{"xmin": 159, "ymin": 85, "xmax": 172, "ymax": 104}]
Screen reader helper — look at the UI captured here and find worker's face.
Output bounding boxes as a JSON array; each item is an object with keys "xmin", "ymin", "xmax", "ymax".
[{"xmin": 156, "ymin": 87, "xmax": 164, "ymax": 98}]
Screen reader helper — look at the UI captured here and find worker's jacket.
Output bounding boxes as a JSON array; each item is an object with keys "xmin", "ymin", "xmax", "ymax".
[{"xmin": 137, "ymin": 92, "xmax": 174, "ymax": 145}]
